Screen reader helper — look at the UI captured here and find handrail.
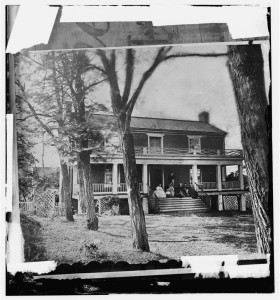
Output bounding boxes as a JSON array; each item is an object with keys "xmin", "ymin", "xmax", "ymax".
[
  {"xmin": 147, "ymin": 185, "xmax": 160, "ymax": 214},
  {"xmin": 195, "ymin": 182, "xmax": 212, "ymax": 210},
  {"xmin": 91, "ymin": 147, "xmax": 243, "ymax": 158}
]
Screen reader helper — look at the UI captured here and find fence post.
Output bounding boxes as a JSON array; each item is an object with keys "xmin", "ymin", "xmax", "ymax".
[{"xmin": 98, "ymin": 199, "xmax": 101, "ymax": 215}]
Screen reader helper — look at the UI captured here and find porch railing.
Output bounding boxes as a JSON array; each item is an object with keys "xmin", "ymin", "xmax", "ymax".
[
  {"xmin": 201, "ymin": 182, "xmax": 217, "ymax": 190},
  {"xmin": 195, "ymin": 183, "xmax": 212, "ymax": 210},
  {"xmin": 89, "ymin": 181, "xmax": 241, "ymax": 194},
  {"xmin": 90, "ymin": 183, "xmax": 144, "ymax": 193},
  {"xmin": 222, "ymin": 181, "xmax": 240, "ymax": 189},
  {"xmin": 134, "ymin": 147, "xmax": 243, "ymax": 158},
  {"xmin": 117, "ymin": 183, "xmax": 126, "ymax": 192},
  {"xmin": 118, "ymin": 183, "xmax": 143, "ymax": 193},
  {"xmin": 92, "ymin": 183, "xmax": 113, "ymax": 193},
  {"xmin": 19, "ymin": 201, "xmax": 35, "ymax": 212}
]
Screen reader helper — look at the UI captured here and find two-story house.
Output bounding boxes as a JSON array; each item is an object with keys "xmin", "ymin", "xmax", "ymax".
[{"xmin": 72, "ymin": 112, "xmax": 246, "ymax": 214}]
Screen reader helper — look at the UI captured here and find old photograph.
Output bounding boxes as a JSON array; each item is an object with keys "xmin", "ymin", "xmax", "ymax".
[
  {"xmin": 4, "ymin": 3, "xmax": 274, "ymax": 293},
  {"xmin": 14, "ymin": 42, "xmax": 270, "ymax": 266}
]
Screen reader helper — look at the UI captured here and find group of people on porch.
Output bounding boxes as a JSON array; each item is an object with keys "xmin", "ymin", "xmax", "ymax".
[{"xmin": 153, "ymin": 172, "xmax": 198, "ymax": 199}]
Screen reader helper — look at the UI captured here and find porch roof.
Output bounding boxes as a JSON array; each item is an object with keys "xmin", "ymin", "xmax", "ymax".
[{"xmin": 92, "ymin": 114, "xmax": 227, "ymax": 136}]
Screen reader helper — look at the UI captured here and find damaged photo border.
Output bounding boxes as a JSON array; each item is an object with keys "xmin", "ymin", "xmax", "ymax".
[{"xmin": 4, "ymin": 2, "xmax": 276, "ymax": 295}]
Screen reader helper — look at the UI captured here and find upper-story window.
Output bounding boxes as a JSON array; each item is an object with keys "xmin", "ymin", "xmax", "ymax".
[
  {"xmin": 188, "ymin": 136, "xmax": 201, "ymax": 152},
  {"xmin": 147, "ymin": 134, "xmax": 164, "ymax": 153},
  {"xmin": 105, "ymin": 167, "xmax": 112, "ymax": 184}
]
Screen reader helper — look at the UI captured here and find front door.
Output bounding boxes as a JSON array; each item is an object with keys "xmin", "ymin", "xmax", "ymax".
[{"xmin": 149, "ymin": 167, "xmax": 162, "ymax": 191}]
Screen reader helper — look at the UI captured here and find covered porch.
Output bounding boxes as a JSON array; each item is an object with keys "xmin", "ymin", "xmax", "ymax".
[
  {"xmin": 146, "ymin": 164, "xmax": 244, "ymax": 193},
  {"xmin": 73, "ymin": 162, "xmax": 244, "ymax": 196}
]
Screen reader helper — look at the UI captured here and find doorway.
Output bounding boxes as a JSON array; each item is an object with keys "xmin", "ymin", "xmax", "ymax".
[{"xmin": 149, "ymin": 167, "xmax": 162, "ymax": 191}]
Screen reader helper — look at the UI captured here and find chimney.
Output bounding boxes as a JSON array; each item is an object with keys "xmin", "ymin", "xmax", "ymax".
[{"xmin": 198, "ymin": 111, "xmax": 209, "ymax": 124}]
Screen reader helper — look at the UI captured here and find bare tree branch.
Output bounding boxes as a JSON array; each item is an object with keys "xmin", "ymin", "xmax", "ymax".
[
  {"xmin": 122, "ymin": 49, "xmax": 135, "ymax": 105},
  {"xmin": 16, "ymin": 81, "xmax": 57, "ymax": 144},
  {"xmin": 83, "ymin": 77, "xmax": 109, "ymax": 92},
  {"xmin": 16, "ymin": 113, "xmax": 53, "ymax": 123},
  {"xmin": 124, "ymin": 47, "xmax": 168, "ymax": 124},
  {"xmin": 82, "ymin": 64, "xmax": 106, "ymax": 76},
  {"xmin": 96, "ymin": 49, "xmax": 123, "ymax": 115}
]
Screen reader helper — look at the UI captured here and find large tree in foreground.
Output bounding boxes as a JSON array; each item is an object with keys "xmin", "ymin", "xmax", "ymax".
[
  {"xmin": 227, "ymin": 45, "xmax": 271, "ymax": 254},
  {"xmin": 16, "ymin": 51, "xmax": 109, "ymax": 227},
  {"xmin": 57, "ymin": 50, "xmax": 108, "ymax": 230},
  {"xmin": 96, "ymin": 47, "xmax": 227, "ymax": 251}
]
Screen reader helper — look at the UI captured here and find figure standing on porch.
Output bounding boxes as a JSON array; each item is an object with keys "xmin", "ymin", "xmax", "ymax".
[
  {"xmin": 168, "ymin": 172, "xmax": 175, "ymax": 186},
  {"xmin": 169, "ymin": 182, "xmax": 175, "ymax": 197},
  {"xmin": 184, "ymin": 183, "xmax": 189, "ymax": 197}
]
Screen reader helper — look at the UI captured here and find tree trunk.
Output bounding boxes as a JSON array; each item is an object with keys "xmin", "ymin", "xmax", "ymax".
[
  {"xmin": 60, "ymin": 159, "xmax": 74, "ymax": 222},
  {"xmin": 79, "ymin": 150, "xmax": 98, "ymax": 230},
  {"xmin": 227, "ymin": 45, "xmax": 271, "ymax": 253},
  {"xmin": 117, "ymin": 116, "xmax": 150, "ymax": 251},
  {"xmin": 77, "ymin": 160, "xmax": 87, "ymax": 213}
]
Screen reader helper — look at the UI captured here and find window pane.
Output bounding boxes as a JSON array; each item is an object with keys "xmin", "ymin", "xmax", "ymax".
[
  {"xmin": 105, "ymin": 168, "xmax": 112, "ymax": 183},
  {"xmin": 150, "ymin": 137, "xmax": 161, "ymax": 148},
  {"xmin": 189, "ymin": 138, "xmax": 200, "ymax": 150}
]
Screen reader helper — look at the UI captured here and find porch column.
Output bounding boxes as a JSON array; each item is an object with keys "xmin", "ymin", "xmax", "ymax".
[
  {"xmin": 239, "ymin": 164, "xmax": 244, "ymax": 190},
  {"xmin": 142, "ymin": 164, "xmax": 148, "ymax": 194},
  {"xmin": 192, "ymin": 164, "xmax": 198, "ymax": 190},
  {"xmin": 217, "ymin": 164, "xmax": 223, "ymax": 211},
  {"xmin": 218, "ymin": 195, "xmax": 223, "ymax": 211},
  {"xmin": 112, "ymin": 163, "xmax": 118, "ymax": 194},
  {"xmin": 216, "ymin": 164, "xmax": 222, "ymax": 191},
  {"xmin": 240, "ymin": 194, "xmax": 246, "ymax": 211},
  {"xmin": 77, "ymin": 197, "xmax": 82, "ymax": 214}
]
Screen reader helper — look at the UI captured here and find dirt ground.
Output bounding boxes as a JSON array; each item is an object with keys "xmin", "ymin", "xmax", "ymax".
[{"xmin": 21, "ymin": 211, "xmax": 258, "ymax": 265}]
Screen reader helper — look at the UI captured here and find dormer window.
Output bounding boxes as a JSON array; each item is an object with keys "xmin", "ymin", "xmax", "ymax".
[
  {"xmin": 188, "ymin": 136, "xmax": 201, "ymax": 152},
  {"xmin": 147, "ymin": 133, "xmax": 164, "ymax": 153}
]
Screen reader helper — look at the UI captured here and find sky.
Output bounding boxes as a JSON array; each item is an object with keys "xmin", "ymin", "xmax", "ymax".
[{"xmin": 29, "ymin": 44, "xmax": 270, "ymax": 168}]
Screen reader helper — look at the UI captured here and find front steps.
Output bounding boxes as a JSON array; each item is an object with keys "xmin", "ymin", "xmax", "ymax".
[{"xmin": 157, "ymin": 197, "xmax": 209, "ymax": 213}]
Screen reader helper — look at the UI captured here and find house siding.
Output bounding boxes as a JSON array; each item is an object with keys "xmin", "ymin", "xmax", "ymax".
[
  {"xmin": 201, "ymin": 136, "xmax": 224, "ymax": 150},
  {"xmin": 164, "ymin": 134, "xmax": 188, "ymax": 149},
  {"xmin": 200, "ymin": 165, "xmax": 217, "ymax": 182},
  {"xmin": 132, "ymin": 132, "xmax": 148, "ymax": 147},
  {"xmin": 91, "ymin": 165, "xmax": 109, "ymax": 183},
  {"xmin": 132, "ymin": 132, "xmax": 224, "ymax": 150}
]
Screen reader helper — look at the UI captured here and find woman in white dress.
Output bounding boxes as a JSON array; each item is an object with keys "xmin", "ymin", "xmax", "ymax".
[{"xmin": 154, "ymin": 184, "xmax": 166, "ymax": 198}]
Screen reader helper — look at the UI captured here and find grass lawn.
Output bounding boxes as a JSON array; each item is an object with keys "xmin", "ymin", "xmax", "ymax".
[{"xmin": 22, "ymin": 211, "xmax": 258, "ymax": 265}]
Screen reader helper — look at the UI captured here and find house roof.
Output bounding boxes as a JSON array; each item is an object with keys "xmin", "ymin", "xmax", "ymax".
[{"xmin": 92, "ymin": 114, "xmax": 227, "ymax": 136}]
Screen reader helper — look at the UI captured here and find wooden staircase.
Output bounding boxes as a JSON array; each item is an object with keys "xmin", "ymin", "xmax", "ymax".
[{"xmin": 158, "ymin": 197, "xmax": 209, "ymax": 213}]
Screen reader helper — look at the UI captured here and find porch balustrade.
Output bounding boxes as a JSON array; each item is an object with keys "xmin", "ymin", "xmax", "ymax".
[
  {"xmin": 201, "ymin": 182, "xmax": 217, "ymax": 190},
  {"xmin": 134, "ymin": 147, "xmax": 243, "ymax": 158},
  {"xmin": 117, "ymin": 183, "xmax": 143, "ymax": 193},
  {"xmin": 88, "ymin": 181, "xmax": 240, "ymax": 194},
  {"xmin": 19, "ymin": 201, "xmax": 35, "ymax": 212},
  {"xmin": 89, "ymin": 183, "xmax": 144, "ymax": 194},
  {"xmin": 222, "ymin": 181, "xmax": 241, "ymax": 189},
  {"xmin": 92, "ymin": 183, "xmax": 113, "ymax": 193},
  {"xmin": 197, "ymin": 181, "xmax": 241, "ymax": 190},
  {"xmin": 117, "ymin": 183, "xmax": 126, "ymax": 192}
]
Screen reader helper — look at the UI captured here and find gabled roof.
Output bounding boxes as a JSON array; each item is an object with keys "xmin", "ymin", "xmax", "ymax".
[{"xmin": 92, "ymin": 114, "xmax": 227, "ymax": 136}]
